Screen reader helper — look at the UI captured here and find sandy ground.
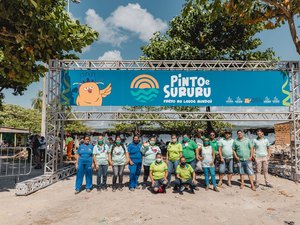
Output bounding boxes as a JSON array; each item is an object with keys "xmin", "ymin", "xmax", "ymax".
[{"xmin": 0, "ymin": 170, "xmax": 299, "ymax": 225}]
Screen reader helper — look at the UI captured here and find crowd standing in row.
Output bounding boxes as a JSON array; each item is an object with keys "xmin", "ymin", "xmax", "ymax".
[{"xmin": 74, "ymin": 129, "xmax": 272, "ymax": 195}]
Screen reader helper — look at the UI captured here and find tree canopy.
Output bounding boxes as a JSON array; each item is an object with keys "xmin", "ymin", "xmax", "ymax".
[{"xmin": 0, "ymin": 0, "xmax": 98, "ymax": 105}]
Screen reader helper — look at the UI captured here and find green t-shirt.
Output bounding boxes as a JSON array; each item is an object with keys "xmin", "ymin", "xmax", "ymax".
[
  {"xmin": 167, "ymin": 142, "xmax": 182, "ymax": 161},
  {"xmin": 218, "ymin": 138, "xmax": 234, "ymax": 159},
  {"xmin": 176, "ymin": 164, "xmax": 194, "ymax": 181},
  {"xmin": 150, "ymin": 161, "xmax": 168, "ymax": 180},
  {"xmin": 182, "ymin": 140, "xmax": 198, "ymax": 163},
  {"xmin": 253, "ymin": 138, "xmax": 270, "ymax": 158},
  {"xmin": 93, "ymin": 144, "xmax": 109, "ymax": 165},
  {"xmin": 108, "ymin": 145, "xmax": 128, "ymax": 165},
  {"xmin": 210, "ymin": 139, "xmax": 219, "ymax": 154},
  {"xmin": 233, "ymin": 138, "xmax": 253, "ymax": 161}
]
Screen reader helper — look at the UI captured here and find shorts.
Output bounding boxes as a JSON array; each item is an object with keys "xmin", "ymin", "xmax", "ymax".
[
  {"xmin": 154, "ymin": 179, "xmax": 167, "ymax": 188},
  {"xmin": 238, "ymin": 160, "xmax": 254, "ymax": 175},
  {"xmin": 219, "ymin": 158, "xmax": 233, "ymax": 174}
]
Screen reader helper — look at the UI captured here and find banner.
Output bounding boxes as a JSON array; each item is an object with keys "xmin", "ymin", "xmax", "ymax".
[{"xmin": 60, "ymin": 70, "xmax": 290, "ymax": 107}]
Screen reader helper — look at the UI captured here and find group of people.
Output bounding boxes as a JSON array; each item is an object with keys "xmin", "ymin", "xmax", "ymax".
[{"xmin": 74, "ymin": 129, "xmax": 272, "ymax": 195}]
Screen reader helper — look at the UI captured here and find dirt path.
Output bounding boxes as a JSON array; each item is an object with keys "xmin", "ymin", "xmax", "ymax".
[{"xmin": 0, "ymin": 173, "xmax": 299, "ymax": 225}]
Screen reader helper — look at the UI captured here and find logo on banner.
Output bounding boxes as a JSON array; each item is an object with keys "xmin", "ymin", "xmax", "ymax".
[{"xmin": 130, "ymin": 74, "xmax": 159, "ymax": 103}]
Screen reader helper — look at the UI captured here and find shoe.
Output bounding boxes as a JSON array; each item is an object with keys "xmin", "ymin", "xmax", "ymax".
[
  {"xmin": 142, "ymin": 184, "xmax": 147, "ymax": 190},
  {"xmin": 86, "ymin": 189, "xmax": 91, "ymax": 192},
  {"xmin": 173, "ymin": 186, "xmax": 179, "ymax": 191},
  {"xmin": 179, "ymin": 186, "xmax": 185, "ymax": 193},
  {"xmin": 103, "ymin": 186, "xmax": 108, "ymax": 191},
  {"xmin": 136, "ymin": 186, "xmax": 141, "ymax": 190},
  {"xmin": 205, "ymin": 186, "xmax": 209, "ymax": 191},
  {"xmin": 118, "ymin": 187, "xmax": 123, "ymax": 191},
  {"xmin": 214, "ymin": 187, "xmax": 220, "ymax": 192},
  {"xmin": 112, "ymin": 187, "xmax": 116, "ymax": 192},
  {"xmin": 255, "ymin": 184, "xmax": 259, "ymax": 189},
  {"xmin": 179, "ymin": 191, "xmax": 183, "ymax": 195},
  {"xmin": 194, "ymin": 186, "xmax": 200, "ymax": 191},
  {"xmin": 74, "ymin": 190, "xmax": 80, "ymax": 195},
  {"xmin": 217, "ymin": 182, "xmax": 222, "ymax": 187},
  {"xmin": 266, "ymin": 183, "xmax": 273, "ymax": 188},
  {"xmin": 190, "ymin": 189, "xmax": 195, "ymax": 194},
  {"xmin": 130, "ymin": 188, "xmax": 135, "ymax": 191},
  {"xmin": 97, "ymin": 188, "xmax": 101, "ymax": 192}
]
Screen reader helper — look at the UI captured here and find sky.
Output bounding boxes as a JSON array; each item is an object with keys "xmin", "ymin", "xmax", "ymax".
[{"xmin": 3, "ymin": 0, "xmax": 300, "ymax": 108}]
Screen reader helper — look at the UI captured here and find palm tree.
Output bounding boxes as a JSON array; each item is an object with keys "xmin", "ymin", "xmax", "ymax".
[{"xmin": 31, "ymin": 90, "xmax": 43, "ymax": 112}]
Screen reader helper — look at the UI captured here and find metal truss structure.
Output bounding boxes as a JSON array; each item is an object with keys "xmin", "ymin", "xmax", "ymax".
[{"xmin": 15, "ymin": 60, "xmax": 300, "ymax": 195}]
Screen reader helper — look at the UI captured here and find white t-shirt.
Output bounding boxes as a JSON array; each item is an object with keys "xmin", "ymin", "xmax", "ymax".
[
  {"xmin": 253, "ymin": 138, "xmax": 270, "ymax": 158},
  {"xmin": 218, "ymin": 138, "xmax": 234, "ymax": 159},
  {"xmin": 201, "ymin": 146, "xmax": 213, "ymax": 168}
]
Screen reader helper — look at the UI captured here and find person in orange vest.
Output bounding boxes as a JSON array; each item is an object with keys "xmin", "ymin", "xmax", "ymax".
[{"xmin": 65, "ymin": 133, "xmax": 74, "ymax": 161}]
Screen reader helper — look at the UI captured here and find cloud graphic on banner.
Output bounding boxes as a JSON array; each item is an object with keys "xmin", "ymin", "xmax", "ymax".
[
  {"xmin": 109, "ymin": 3, "xmax": 168, "ymax": 41},
  {"xmin": 98, "ymin": 50, "xmax": 123, "ymax": 60},
  {"xmin": 85, "ymin": 4, "xmax": 167, "ymax": 45}
]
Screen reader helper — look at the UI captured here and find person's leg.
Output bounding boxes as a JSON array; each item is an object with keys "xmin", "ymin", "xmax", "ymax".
[
  {"xmin": 262, "ymin": 159, "xmax": 271, "ymax": 186},
  {"xmin": 246, "ymin": 160, "xmax": 255, "ymax": 190},
  {"xmin": 129, "ymin": 163, "xmax": 137, "ymax": 189},
  {"xmin": 97, "ymin": 164, "xmax": 102, "ymax": 189},
  {"xmin": 255, "ymin": 158, "xmax": 262, "ymax": 186},
  {"xmin": 153, "ymin": 179, "xmax": 161, "ymax": 193},
  {"xmin": 210, "ymin": 167, "xmax": 217, "ymax": 188},
  {"xmin": 118, "ymin": 165, "xmax": 125, "ymax": 189},
  {"xmin": 173, "ymin": 178, "xmax": 181, "ymax": 190},
  {"xmin": 112, "ymin": 166, "xmax": 118, "ymax": 190},
  {"xmin": 189, "ymin": 159, "xmax": 196, "ymax": 170},
  {"xmin": 238, "ymin": 161, "xmax": 245, "ymax": 188},
  {"xmin": 102, "ymin": 165, "xmax": 108, "ymax": 189},
  {"xmin": 85, "ymin": 163, "xmax": 93, "ymax": 190},
  {"xmin": 143, "ymin": 165, "xmax": 150, "ymax": 188},
  {"xmin": 67, "ymin": 147, "xmax": 72, "ymax": 160},
  {"xmin": 227, "ymin": 159, "xmax": 233, "ymax": 186},
  {"xmin": 203, "ymin": 167, "xmax": 210, "ymax": 189},
  {"xmin": 135, "ymin": 162, "xmax": 142, "ymax": 188},
  {"xmin": 75, "ymin": 161, "xmax": 84, "ymax": 191},
  {"xmin": 167, "ymin": 161, "xmax": 174, "ymax": 184},
  {"xmin": 218, "ymin": 161, "xmax": 225, "ymax": 186}
]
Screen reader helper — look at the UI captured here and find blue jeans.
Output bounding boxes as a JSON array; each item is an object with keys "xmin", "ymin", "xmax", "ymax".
[
  {"xmin": 187, "ymin": 159, "xmax": 197, "ymax": 170},
  {"xmin": 167, "ymin": 160, "xmax": 179, "ymax": 183},
  {"xmin": 128, "ymin": 162, "xmax": 142, "ymax": 188},
  {"xmin": 75, "ymin": 162, "xmax": 93, "ymax": 191},
  {"xmin": 219, "ymin": 158, "xmax": 233, "ymax": 174},
  {"xmin": 97, "ymin": 165, "xmax": 108, "ymax": 188},
  {"xmin": 203, "ymin": 167, "xmax": 217, "ymax": 187}
]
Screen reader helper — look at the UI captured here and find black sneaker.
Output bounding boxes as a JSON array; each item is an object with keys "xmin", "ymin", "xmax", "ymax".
[
  {"xmin": 266, "ymin": 183, "xmax": 273, "ymax": 188},
  {"xmin": 118, "ymin": 186, "xmax": 123, "ymax": 191},
  {"xmin": 179, "ymin": 186, "xmax": 185, "ymax": 193},
  {"xmin": 112, "ymin": 187, "xmax": 116, "ymax": 192},
  {"xmin": 142, "ymin": 184, "xmax": 147, "ymax": 190},
  {"xmin": 74, "ymin": 190, "xmax": 80, "ymax": 195}
]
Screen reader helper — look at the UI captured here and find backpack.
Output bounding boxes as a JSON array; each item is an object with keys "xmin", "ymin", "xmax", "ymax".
[{"xmin": 111, "ymin": 144, "xmax": 126, "ymax": 156}]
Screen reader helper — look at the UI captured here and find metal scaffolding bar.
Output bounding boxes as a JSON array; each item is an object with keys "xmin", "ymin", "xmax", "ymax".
[{"xmin": 15, "ymin": 60, "xmax": 300, "ymax": 196}]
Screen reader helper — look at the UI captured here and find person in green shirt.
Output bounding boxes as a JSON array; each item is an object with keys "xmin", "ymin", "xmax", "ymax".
[
  {"xmin": 173, "ymin": 156, "xmax": 196, "ymax": 195},
  {"xmin": 253, "ymin": 129, "xmax": 272, "ymax": 188},
  {"xmin": 181, "ymin": 133, "xmax": 199, "ymax": 170},
  {"xmin": 149, "ymin": 153, "xmax": 168, "ymax": 193},
  {"xmin": 166, "ymin": 134, "xmax": 182, "ymax": 185},
  {"xmin": 233, "ymin": 130, "xmax": 256, "ymax": 191},
  {"xmin": 108, "ymin": 136, "xmax": 129, "ymax": 192}
]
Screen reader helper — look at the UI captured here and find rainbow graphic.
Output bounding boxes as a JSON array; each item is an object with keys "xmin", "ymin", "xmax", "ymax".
[{"xmin": 130, "ymin": 74, "xmax": 159, "ymax": 103}]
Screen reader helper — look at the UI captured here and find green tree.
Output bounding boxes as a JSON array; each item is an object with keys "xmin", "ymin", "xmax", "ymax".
[
  {"xmin": 31, "ymin": 90, "xmax": 43, "ymax": 112},
  {"xmin": 220, "ymin": 0, "xmax": 300, "ymax": 55},
  {"xmin": 0, "ymin": 0, "xmax": 98, "ymax": 106},
  {"xmin": 116, "ymin": 0, "xmax": 276, "ymax": 134}
]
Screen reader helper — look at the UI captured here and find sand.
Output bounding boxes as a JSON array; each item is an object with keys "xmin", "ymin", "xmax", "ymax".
[{"xmin": 0, "ymin": 171, "xmax": 299, "ymax": 225}]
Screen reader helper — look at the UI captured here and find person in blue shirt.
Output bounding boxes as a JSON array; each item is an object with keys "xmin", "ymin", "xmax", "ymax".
[
  {"xmin": 75, "ymin": 135, "xmax": 95, "ymax": 194},
  {"xmin": 127, "ymin": 135, "xmax": 143, "ymax": 191}
]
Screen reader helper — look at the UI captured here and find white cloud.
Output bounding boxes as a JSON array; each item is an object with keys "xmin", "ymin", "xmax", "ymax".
[
  {"xmin": 85, "ymin": 4, "xmax": 167, "ymax": 45},
  {"xmin": 98, "ymin": 50, "xmax": 123, "ymax": 60},
  {"xmin": 85, "ymin": 9, "xmax": 128, "ymax": 46},
  {"xmin": 109, "ymin": 3, "xmax": 168, "ymax": 41},
  {"xmin": 81, "ymin": 45, "xmax": 91, "ymax": 53}
]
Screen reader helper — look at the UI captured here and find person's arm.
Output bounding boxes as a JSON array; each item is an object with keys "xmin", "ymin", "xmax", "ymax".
[
  {"xmin": 195, "ymin": 147, "xmax": 200, "ymax": 160},
  {"xmin": 192, "ymin": 171, "xmax": 196, "ymax": 183},
  {"xmin": 75, "ymin": 153, "xmax": 79, "ymax": 169},
  {"xmin": 179, "ymin": 144, "xmax": 183, "ymax": 158},
  {"xmin": 267, "ymin": 140, "xmax": 271, "ymax": 159},
  {"xmin": 210, "ymin": 149, "xmax": 215, "ymax": 166},
  {"xmin": 199, "ymin": 147, "xmax": 203, "ymax": 160},
  {"xmin": 125, "ymin": 152, "xmax": 130, "ymax": 165},
  {"xmin": 149, "ymin": 167, "xmax": 155, "ymax": 186},
  {"xmin": 250, "ymin": 140, "xmax": 254, "ymax": 161},
  {"xmin": 219, "ymin": 145, "xmax": 224, "ymax": 162},
  {"xmin": 166, "ymin": 144, "xmax": 169, "ymax": 164},
  {"xmin": 164, "ymin": 166, "xmax": 168, "ymax": 181},
  {"xmin": 108, "ymin": 147, "xmax": 113, "ymax": 166}
]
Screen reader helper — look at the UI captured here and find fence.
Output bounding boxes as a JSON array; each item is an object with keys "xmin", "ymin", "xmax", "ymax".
[{"xmin": 0, "ymin": 147, "xmax": 32, "ymax": 178}]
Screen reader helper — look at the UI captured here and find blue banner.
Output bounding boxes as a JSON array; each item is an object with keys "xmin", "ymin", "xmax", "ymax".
[{"xmin": 60, "ymin": 70, "xmax": 290, "ymax": 107}]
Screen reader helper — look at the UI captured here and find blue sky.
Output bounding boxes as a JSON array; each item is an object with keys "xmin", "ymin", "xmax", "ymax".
[{"xmin": 3, "ymin": 0, "xmax": 300, "ymax": 108}]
